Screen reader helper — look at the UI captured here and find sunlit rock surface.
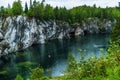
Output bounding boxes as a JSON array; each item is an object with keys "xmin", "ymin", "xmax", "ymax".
[{"xmin": 0, "ymin": 16, "xmax": 113, "ymax": 57}]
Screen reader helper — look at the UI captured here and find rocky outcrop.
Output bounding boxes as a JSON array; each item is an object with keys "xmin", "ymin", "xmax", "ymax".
[
  {"xmin": 81, "ymin": 18, "xmax": 113, "ymax": 34},
  {"xmin": 0, "ymin": 16, "xmax": 113, "ymax": 57}
]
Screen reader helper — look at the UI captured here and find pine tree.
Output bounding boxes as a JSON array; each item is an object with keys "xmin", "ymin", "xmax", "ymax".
[
  {"xmin": 24, "ymin": 2, "xmax": 28, "ymax": 13},
  {"xmin": 30, "ymin": 0, "xmax": 32, "ymax": 9}
]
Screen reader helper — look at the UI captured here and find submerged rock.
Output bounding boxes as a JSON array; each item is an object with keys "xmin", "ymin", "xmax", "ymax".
[{"xmin": 0, "ymin": 16, "xmax": 113, "ymax": 57}]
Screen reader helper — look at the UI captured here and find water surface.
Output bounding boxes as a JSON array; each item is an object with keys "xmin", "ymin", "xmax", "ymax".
[{"xmin": 0, "ymin": 34, "xmax": 110, "ymax": 80}]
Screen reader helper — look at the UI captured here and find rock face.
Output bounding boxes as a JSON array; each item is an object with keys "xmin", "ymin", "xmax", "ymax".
[
  {"xmin": 82, "ymin": 18, "xmax": 113, "ymax": 34},
  {"xmin": 0, "ymin": 16, "xmax": 113, "ymax": 57}
]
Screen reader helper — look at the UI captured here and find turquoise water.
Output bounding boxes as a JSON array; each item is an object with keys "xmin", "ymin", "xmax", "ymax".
[{"xmin": 0, "ymin": 34, "xmax": 110, "ymax": 80}]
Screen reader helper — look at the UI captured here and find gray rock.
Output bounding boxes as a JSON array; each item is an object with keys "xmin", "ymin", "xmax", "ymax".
[
  {"xmin": 0, "ymin": 16, "xmax": 114, "ymax": 57},
  {"xmin": 0, "ymin": 32, "xmax": 3, "ymax": 39}
]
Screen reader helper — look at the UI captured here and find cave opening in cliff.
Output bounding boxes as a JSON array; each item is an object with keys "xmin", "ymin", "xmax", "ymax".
[{"xmin": 69, "ymin": 32, "xmax": 75, "ymax": 37}]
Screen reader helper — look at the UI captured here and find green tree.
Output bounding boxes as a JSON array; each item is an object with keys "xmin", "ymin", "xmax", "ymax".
[
  {"xmin": 0, "ymin": 6, "xmax": 5, "ymax": 16},
  {"xmin": 28, "ymin": 0, "xmax": 44, "ymax": 19},
  {"xmin": 57, "ymin": 7, "xmax": 69, "ymax": 21},
  {"xmin": 54, "ymin": 6, "xmax": 59, "ymax": 20},
  {"xmin": 33, "ymin": 0, "xmax": 37, "ymax": 7},
  {"xmin": 24, "ymin": 2, "xmax": 28, "ymax": 13},
  {"xmin": 30, "ymin": 0, "xmax": 33, "ymax": 9},
  {"xmin": 27, "ymin": 9, "xmax": 34, "ymax": 17},
  {"xmin": 41, "ymin": 0, "xmax": 45, "ymax": 6},
  {"xmin": 12, "ymin": 0, "xmax": 23, "ymax": 15},
  {"xmin": 7, "ymin": 4, "xmax": 13, "ymax": 16},
  {"xmin": 44, "ymin": 4, "xmax": 54, "ymax": 20},
  {"xmin": 33, "ymin": 3, "xmax": 44, "ymax": 19}
]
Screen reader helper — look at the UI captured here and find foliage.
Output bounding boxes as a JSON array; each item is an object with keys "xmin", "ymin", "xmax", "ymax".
[
  {"xmin": 64, "ymin": 55, "xmax": 120, "ymax": 80},
  {"xmin": 66, "ymin": 53, "xmax": 77, "ymax": 74},
  {"xmin": 17, "ymin": 61, "xmax": 36, "ymax": 66},
  {"xmin": 15, "ymin": 74, "xmax": 24, "ymax": 80},
  {"xmin": 0, "ymin": 71, "xmax": 8, "ymax": 75},
  {"xmin": 33, "ymin": 3, "xmax": 44, "ymax": 20},
  {"xmin": 0, "ymin": 6, "xmax": 5, "ymax": 16},
  {"xmin": 12, "ymin": 0, "xmax": 23, "ymax": 15},
  {"xmin": 24, "ymin": 2, "xmax": 28, "ymax": 14},
  {"xmin": 110, "ymin": 17, "xmax": 120, "ymax": 42},
  {"xmin": 0, "ymin": 5, "xmax": 12, "ymax": 16},
  {"xmin": 44, "ymin": 4, "xmax": 54, "ymax": 20},
  {"xmin": 30, "ymin": 67, "xmax": 45, "ymax": 80},
  {"xmin": 1, "ymin": 1, "xmax": 120, "ymax": 22}
]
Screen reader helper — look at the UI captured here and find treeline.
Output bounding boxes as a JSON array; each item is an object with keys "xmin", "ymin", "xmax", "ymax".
[{"xmin": 0, "ymin": 0, "xmax": 120, "ymax": 23}]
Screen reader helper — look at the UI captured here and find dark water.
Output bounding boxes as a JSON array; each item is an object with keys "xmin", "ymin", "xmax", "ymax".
[{"xmin": 0, "ymin": 34, "xmax": 110, "ymax": 80}]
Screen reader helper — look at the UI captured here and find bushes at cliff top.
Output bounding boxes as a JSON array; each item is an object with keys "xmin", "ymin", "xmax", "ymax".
[{"xmin": 1, "ymin": 0, "xmax": 120, "ymax": 22}]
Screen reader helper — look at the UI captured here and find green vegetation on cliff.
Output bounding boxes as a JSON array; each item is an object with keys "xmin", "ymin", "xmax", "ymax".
[{"xmin": 1, "ymin": 0, "xmax": 120, "ymax": 23}]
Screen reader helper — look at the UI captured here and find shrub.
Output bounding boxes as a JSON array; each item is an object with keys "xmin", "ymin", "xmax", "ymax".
[
  {"xmin": 15, "ymin": 74, "xmax": 24, "ymax": 80},
  {"xmin": 30, "ymin": 67, "xmax": 44, "ymax": 80}
]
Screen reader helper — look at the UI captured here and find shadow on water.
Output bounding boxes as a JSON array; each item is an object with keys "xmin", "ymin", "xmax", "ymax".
[{"xmin": 0, "ymin": 34, "xmax": 110, "ymax": 80}]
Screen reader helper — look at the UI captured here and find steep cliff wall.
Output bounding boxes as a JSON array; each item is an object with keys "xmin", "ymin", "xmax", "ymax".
[{"xmin": 0, "ymin": 16, "xmax": 113, "ymax": 57}]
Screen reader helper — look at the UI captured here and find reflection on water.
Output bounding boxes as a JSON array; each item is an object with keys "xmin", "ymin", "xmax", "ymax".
[{"xmin": 0, "ymin": 34, "xmax": 110, "ymax": 80}]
